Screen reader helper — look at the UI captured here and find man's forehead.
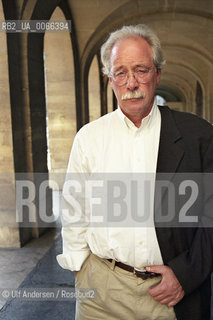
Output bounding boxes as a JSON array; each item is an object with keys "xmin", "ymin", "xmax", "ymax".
[
  {"xmin": 110, "ymin": 37, "xmax": 153, "ymax": 68},
  {"xmin": 111, "ymin": 36, "xmax": 150, "ymax": 53}
]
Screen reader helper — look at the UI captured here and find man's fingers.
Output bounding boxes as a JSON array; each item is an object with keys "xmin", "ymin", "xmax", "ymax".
[
  {"xmin": 149, "ymin": 290, "xmax": 182, "ymax": 306},
  {"xmin": 148, "ymin": 291, "xmax": 172, "ymax": 305},
  {"xmin": 148, "ymin": 283, "xmax": 170, "ymax": 299},
  {"xmin": 146, "ymin": 265, "xmax": 166, "ymax": 274},
  {"xmin": 147, "ymin": 265, "xmax": 185, "ymax": 307},
  {"xmin": 168, "ymin": 300, "xmax": 177, "ymax": 307},
  {"xmin": 148, "ymin": 282, "xmax": 164, "ymax": 296}
]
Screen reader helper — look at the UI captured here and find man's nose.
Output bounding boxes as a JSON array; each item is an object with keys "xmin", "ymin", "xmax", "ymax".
[{"xmin": 126, "ymin": 73, "xmax": 139, "ymax": 90}]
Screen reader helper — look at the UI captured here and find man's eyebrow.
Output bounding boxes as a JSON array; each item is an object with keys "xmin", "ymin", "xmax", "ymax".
[
  {"xmin": 112, "ymin": 64, "xmax": 150, "ymax": 72},
  {"xmin": 134, "ymin": 64, "xmax": 150, "ymax": 68},
  {"xmin": 112, "ymin": 65, "xmax": 126, "ymax": 72}
]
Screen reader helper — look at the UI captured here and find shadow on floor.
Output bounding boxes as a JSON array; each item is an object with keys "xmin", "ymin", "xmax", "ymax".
[
  {"xmin": 0, "ymin": 234, "xmax": 213, "ymax": 320},
  {"xmin": 0, "ymin": 235, "xmax": 76, "ymax": 320}
]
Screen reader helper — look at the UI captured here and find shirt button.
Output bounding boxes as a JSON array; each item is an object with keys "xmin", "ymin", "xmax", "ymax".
[{"xmin": 139, "ymin": 241, "xmax": 143, "ymax": 245}]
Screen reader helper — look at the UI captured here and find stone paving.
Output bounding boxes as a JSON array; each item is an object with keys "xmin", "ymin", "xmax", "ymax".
[
  {"xmin": 0, "ymin": 232, "xmax": 75, "ymax": 320},
  {"xmin": 0, "ymin": 229, "xmax": 212, "ymax": 320},
  {"xmin": 0, "ymin": 229, "xmax": 59, "ymax": 309}
]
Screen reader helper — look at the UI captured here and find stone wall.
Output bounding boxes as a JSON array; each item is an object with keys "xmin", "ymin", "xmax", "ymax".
[
  {"xmin": 45, "ymin": 7, "xmax": 76, "ymax": 179},
  {"xmin": 0, "ymin": 1, "xmax": 20, "ymax": 247}
]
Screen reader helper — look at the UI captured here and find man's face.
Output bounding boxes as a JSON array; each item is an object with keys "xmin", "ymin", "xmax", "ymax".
[{"xmin": 109, "ymin": 36, "xmax": 161, "ymax": 120}]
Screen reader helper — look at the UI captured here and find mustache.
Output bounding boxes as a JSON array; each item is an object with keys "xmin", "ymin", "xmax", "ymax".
[{"xmin": 121, "ymin": 91, "xmax": 146, "ymax": 100}]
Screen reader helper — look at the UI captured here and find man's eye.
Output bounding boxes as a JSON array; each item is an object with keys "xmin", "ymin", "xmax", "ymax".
[
  {"xmin": 137, "ymin": 69, "xmax": 148, "ymax": 74},
  {"xmin": 115, "ymin": 71, "xmax": 126, "ymax": 77}
]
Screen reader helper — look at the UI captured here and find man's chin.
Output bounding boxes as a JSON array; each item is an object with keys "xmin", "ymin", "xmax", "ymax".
[
  {"xmin": 121, "ymin": 98, "xmax": 145, "ymax": 109},
  {"xmin": 120, "ymin": 102, "xmax": 146, "ymax": 113}
]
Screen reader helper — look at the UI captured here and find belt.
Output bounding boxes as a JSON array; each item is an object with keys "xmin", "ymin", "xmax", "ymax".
[{"xmin": 107, "ymin": 259, "xmax": 160, "ymax": 280}]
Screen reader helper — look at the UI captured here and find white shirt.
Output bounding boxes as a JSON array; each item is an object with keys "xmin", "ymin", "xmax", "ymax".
[{"xmin": 57, "ymin": 100, "xmax": 164, "ymax": 271}]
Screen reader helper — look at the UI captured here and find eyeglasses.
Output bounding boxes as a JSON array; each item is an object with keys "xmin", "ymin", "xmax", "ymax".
[{"xmin": 110, "ymin": 67, "xmax": 154, "ymax": 86}]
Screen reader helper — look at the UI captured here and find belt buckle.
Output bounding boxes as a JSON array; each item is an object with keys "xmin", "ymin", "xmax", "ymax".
[
  {"xmin": 133, "ymin": 268, "xmax": 156, "ymax": 280},
  {"xmin": 133, "ymin": 268, "xmax": 148, "ymax": 280}
]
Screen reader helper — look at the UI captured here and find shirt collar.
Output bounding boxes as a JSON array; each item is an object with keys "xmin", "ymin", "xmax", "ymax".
[{"xmin": 117, "ymin": 99, "xmax": 158, "ymax": 131}]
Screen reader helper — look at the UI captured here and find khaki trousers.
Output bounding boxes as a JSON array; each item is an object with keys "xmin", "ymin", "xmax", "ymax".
[{"xmin": 75, "ymin": 253, "xmax": 177, "ymax": 320}]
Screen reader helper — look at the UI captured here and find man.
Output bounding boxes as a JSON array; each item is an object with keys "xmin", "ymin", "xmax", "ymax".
[{"xmin": 57, "ymin": 25, "xmax": 213, "ymax": 320}]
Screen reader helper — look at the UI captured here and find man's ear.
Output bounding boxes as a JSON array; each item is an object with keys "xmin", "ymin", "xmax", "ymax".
[{"xmin": 109, "ymin": 77, "xmax": 114, "ymax": 89}]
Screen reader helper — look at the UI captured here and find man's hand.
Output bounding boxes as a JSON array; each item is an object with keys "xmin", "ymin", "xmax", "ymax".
[
  {"xmin": 74, "ymin": 271, "xmax": 78, "ymax": 276},
  {"xmin": 146, "ymin": 265, "xmax": 185, "ymax": 307}
]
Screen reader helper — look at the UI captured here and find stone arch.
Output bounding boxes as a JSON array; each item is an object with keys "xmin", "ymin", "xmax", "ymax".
[
  {"xmin": 27, "ymin": 0, "xmax": 81, "ymax": 173},
  {"xmin": 156, "ymin": 87, "xmax": 182, "ymax": 103},
  {"xmin": 44, "ymin": 6, "xmax": 77, "ymax": 175},
  {"xmin": 2, "ymin": 0, "xmax": 81, "ymax": 245},
  {"xmin": 0, "ymin": 1, "xmax": 20, "ymax": 247},
  {"xmin": 195, "ymin": 81, "xmax": 204, "ymax": 118},
  {"xmin": 88, "ymin": 55, "xmax": 101, "ymax": 122},
  {"xmin": 26, "ymin": 0, "xmax": 81, "ymax": 241},
  {"xmin": 79, "ymin": 1, "xmax": 213, "ymax": 123}
]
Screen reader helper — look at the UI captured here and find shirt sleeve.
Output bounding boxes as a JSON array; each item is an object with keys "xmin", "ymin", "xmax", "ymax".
[{"xmin": 56, "ymin": 131, "xmax": 91, "ymax": 271}]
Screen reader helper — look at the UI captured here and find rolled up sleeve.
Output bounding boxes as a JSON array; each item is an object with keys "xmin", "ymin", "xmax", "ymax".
[{"xmin": 57, "ymin": 131, "xmax": 90, "ymax": 271}]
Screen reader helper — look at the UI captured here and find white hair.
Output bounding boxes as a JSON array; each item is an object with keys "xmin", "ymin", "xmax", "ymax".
[{"xmin": 101, "ymin": 24, "xmax": 165, "ymax": 76}]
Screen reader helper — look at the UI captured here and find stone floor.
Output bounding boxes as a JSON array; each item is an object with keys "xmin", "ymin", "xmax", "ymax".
[
  {"xmin": 0, "ymin": 229, "xmax": 76, "ymax": 320},
  {"xmin": 0, "ymin": 227, "xmax": 212, "ymax": 319},
  {"xmin": 0, "ymin": 229, "xmax": 59, "ymax": 310}
]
